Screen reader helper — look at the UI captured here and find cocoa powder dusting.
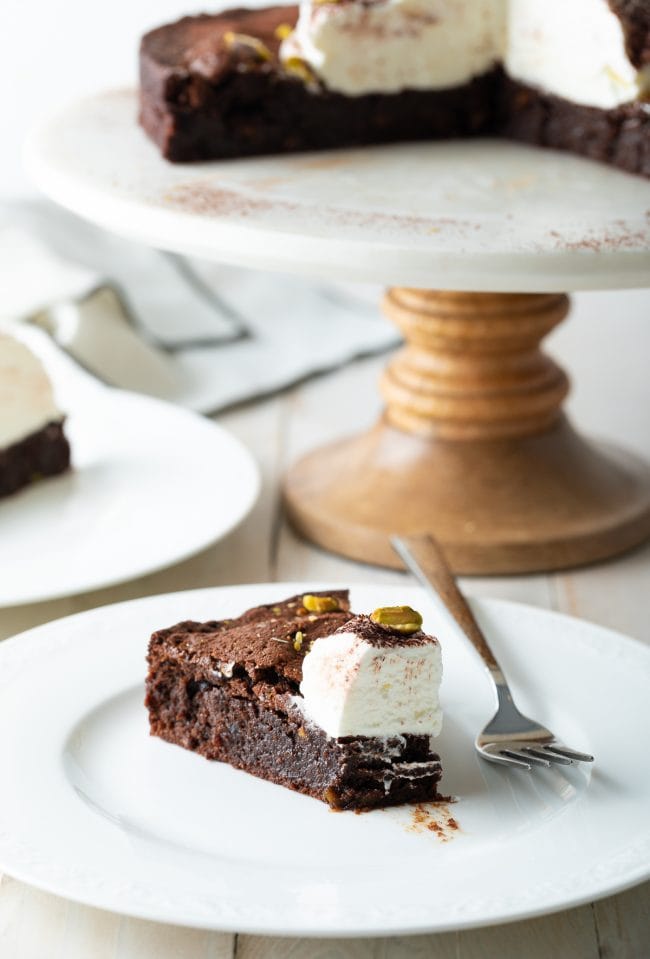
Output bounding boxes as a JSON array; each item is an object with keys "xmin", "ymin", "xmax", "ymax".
[
  {"xmin": 161, "ymin": 181, "xmax": 475, "ymax": 237},
  {"xmin": 549, "ymin": 220, "xmax": 650, "ymax": 253},
  {"xmin": 162, "ymin": 182, "xmax": 297, "ymax": 218}
]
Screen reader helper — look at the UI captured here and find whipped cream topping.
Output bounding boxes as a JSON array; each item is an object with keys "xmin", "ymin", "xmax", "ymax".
[
  {"xmin": 0, "ymin": 334, "xmax": 62, "ymax": 449},
  {"xmin": 282, "ymin": 0, "xmax": 506, "ymax": 97},
  {"xmin": 505, "ymin": 0, "xmax": 650, "ymax": 110},
  {"xmin": 282, "ymin": 0, "xmax": 649, "ymax": 108},
  {"xmin": 299, "ymin": 624, "xmax": 443, "ymax": 738}
]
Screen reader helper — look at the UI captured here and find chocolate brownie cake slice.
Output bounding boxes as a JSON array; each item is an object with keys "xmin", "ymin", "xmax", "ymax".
[
  {"xmin": 139, "ymin": 5, "xmax": 499, "ymax": 162},
  {"xmin": 139, "ymin": 0, "xmax": 650, "ymax": 176},
  {"xmin": 0, "ymin": 333, "xmax": 71, "ymax": 499},
  {"xmin": 145, "ymin": 590, "xmax": 444, "ymax": 810}
]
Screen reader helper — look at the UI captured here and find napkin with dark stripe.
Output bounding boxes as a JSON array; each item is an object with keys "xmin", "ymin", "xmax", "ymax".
[{"xmin": 0, "ymin": 201, "xmax": 396, "ymax": 414}]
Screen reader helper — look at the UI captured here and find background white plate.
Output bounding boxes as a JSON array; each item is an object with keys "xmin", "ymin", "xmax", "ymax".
[
  {"xmin": 0, "ymin": 583, "xmax": 648, "ymax": 936},
  {"xmin": 0, "ymin": 330, "xmax": 260, "ymax": 605},
  {"xmin": 26, "ymin": 91, "xmax": 650, "ymax": 292}
]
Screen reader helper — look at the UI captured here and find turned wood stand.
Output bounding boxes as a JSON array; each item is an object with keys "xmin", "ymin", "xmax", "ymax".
[
  {"xmin": 284, "ymin": 290, "xmax": 650, "ymax": 573},
  {"xmin": 28, "ymin": 93, "xmax": 650, "ymax": 574}
]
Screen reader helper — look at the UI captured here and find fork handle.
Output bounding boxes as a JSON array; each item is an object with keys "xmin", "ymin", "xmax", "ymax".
[{"xmin": 391, "ymin": 534, "xmax": 505, "ymax": 683}]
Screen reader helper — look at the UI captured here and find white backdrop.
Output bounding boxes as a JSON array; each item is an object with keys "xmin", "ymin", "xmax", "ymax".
[{"xmin": 1, "ymin": 0, "xmax": 271, "ymax": 198}]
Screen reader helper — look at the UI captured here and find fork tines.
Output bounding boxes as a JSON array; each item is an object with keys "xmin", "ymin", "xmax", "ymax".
[{"xmin": 496, "ymin": 742, "xmax": 594, "ymax": 770}]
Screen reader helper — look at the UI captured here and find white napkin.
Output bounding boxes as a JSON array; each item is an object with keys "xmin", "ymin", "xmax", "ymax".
[{"xmin": 0, "ymin": 201, "xmax": 396, "ymax": 414}]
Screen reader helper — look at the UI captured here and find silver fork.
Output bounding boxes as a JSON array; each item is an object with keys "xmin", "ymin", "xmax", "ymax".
[{"xmin": 392, "ymin": 534, "xmax": 594, "ymax": 771}]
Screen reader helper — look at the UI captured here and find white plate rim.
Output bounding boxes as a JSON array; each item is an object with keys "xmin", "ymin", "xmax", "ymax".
[
  {"xmin": 0, "ymin": 582, "xmax": 649, "ymax": 937},
  {"xmin": 0, "ymin": 390, "xmax": 261, "ymax": 607}
]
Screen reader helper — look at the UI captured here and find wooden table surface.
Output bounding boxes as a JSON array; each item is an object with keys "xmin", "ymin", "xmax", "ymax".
[{"xmin": 1, "ymin": 289, "xmax": 649, "ymax": 958}]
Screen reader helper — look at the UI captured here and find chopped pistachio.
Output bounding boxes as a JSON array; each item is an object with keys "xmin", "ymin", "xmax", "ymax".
[
  {"xmin": 283, "ymin": 55, "xmax": 316, "ymax": 84},
  {"xmin": 303, "ymin": 594, "xmax": 340, "ymax": 613},
  {"xmin": 272, "ymin": 606, "xmax": 282, "ymax": 615},
  {"xmin": 293, "ymin": 630, "xmax": 305, "ymax": 652},
  {"xmin": 370, "ymin": 605, "xmax": 423, "ymax": 634},
  {"xmin": 274, "ymin": 22, "xmax": 294, "ymax": 40},
  {"xmin": 223, "ymin": 31, "xmax": 273, "ymax": 61}
]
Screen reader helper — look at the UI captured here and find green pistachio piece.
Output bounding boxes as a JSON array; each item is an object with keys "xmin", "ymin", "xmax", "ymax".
[
  {"xmin": 282, "ymin": 56, "xmax": 316, "ymax": 84},
  {"xmin": 302, "ymin": 594, "xmax": 340, "ymax": 614},
  {"xmin": 370, "ymin": 605, "xmax": 423, "ymax": 634},
  {"xmin": 223, "ymin": 31, "xmax": 273, "ymax": 61},
  {"xmin": 274, "ymin": 22, "xmax": 294, "ymax": 40}
]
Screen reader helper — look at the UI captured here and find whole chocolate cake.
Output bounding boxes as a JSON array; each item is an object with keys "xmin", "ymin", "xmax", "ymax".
[
  {"xmin": 145, "ymin": 590, "xmax": 445, "ymax": 810},
  {"xmin": 140, "ymin": 0, "xmax": 650, "ymax": 176}
]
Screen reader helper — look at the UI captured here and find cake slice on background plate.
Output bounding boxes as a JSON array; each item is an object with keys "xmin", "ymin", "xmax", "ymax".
[
  {"xmin": 0, "ymin": 332, "xmax": 71, "ymax": 499},
  {"xmin": 139, "ymin": 0, "xmax": 650, "ymax": 176},
  {"xmin": 145, "ymin": 590, "xmax": 444, "ymax": 810}
]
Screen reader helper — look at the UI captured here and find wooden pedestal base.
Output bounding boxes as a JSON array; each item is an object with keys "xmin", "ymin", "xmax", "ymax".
[{"xmin": 284, "ymin": 290, "xmax": 650, "ymax": 574}]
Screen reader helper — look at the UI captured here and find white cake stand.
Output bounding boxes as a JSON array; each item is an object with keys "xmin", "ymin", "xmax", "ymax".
[{"xmin": 26, "ymin": 90, "xmax": 650, "ymax": 574}]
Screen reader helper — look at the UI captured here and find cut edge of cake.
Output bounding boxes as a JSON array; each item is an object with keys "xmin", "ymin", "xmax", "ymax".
[
  {"xmin": 0, "ymin": 333, "xmax": 71, "ymax": 499},
  {"xmin": 138, "ymin": 1, "xmax": 650, "ymax": 177}
]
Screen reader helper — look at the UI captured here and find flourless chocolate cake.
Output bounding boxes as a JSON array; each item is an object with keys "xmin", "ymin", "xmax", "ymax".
[
  {"xmin": 0, "ymin": 334, "xmax": 70, "ymax": 499},
  {"xmin": 0, "ymin": 422, "xmax": 70, "ymax": 499},
  {"xmin": 139, "ymin": 0, "xmax": 650, "ymax": 176},
  {"xmin": 145, "ymin": 590, "xmax": 445, "ymax": 810}
]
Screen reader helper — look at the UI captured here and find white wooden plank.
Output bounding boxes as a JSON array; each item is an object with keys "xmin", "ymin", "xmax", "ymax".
[
  {"xmin": 274, "ymin": 356, "xmax": 402, "ymax": 585},
  {"xmin": 458, "ymin": 907, "xmax": 599, "ymax": 959},
  {"xmin": 237, "ymin": 934, "xmax": 458, "ymax": 959},
  {"xmin": 0, "ymin": 877, "xmax": 235, "ymax": 959},
  {"xmin": 115, "ymin": 918, "xmax": 234, "ymax": 959},
  {"xmin": 0, "ymin": 596, "xmax": 78, "ymax": 644},
  {"xmin": 552, "ymin": 290, "xmax": 650, "ymax": 460},
  {"xmin": 460, "ymin": 575, "xmax": 554, "ymax": 610},
  {"xmin": 0, "ymin": 876, "xmax": 23, "ymax": 942},
  {"xmin": 592, "ymin": 884, "xmax": 650, "ymax": 959},
  {"xmin": 59, "ymin": 900, "xmax": 121, "ymax": 959},
  {"xmin": 554, "ymin": 543, "xmax": 650, "ymax": 646},
  {"xmin": 0, "ymin": 878, "xmax": 68, "ymax": 959}
]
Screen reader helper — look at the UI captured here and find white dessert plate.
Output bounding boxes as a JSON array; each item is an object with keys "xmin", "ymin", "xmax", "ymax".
[
  {"xmin": 26, "ymin": 90, "xmax": 650, "ymax": 292},
  {"xmin": 0, "ymin": 582, "xmax": 648, "ymax": 936},
  {"xmin": 0, "ymin": 329, "xmax": 260, "ymax": 606}
]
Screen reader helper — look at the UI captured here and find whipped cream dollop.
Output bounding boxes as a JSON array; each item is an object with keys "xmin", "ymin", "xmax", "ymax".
[
  {"xmin": 282, "ymin": 0, "xmax": 649, "ymax": 109},
  {"xmin": 298, "ymin": 616, "xmax": 443, "ymax": 738},
  {"xmin": 0, "ymin": 334, "xmax": 62, "ymax": 449},
  {"xmin": 282, "ymin": 0, "xmax": 506, "ymax": 97},
  {"xmin": 505, "ymin": 0, "xmax": 650, "ymax": 110}
]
